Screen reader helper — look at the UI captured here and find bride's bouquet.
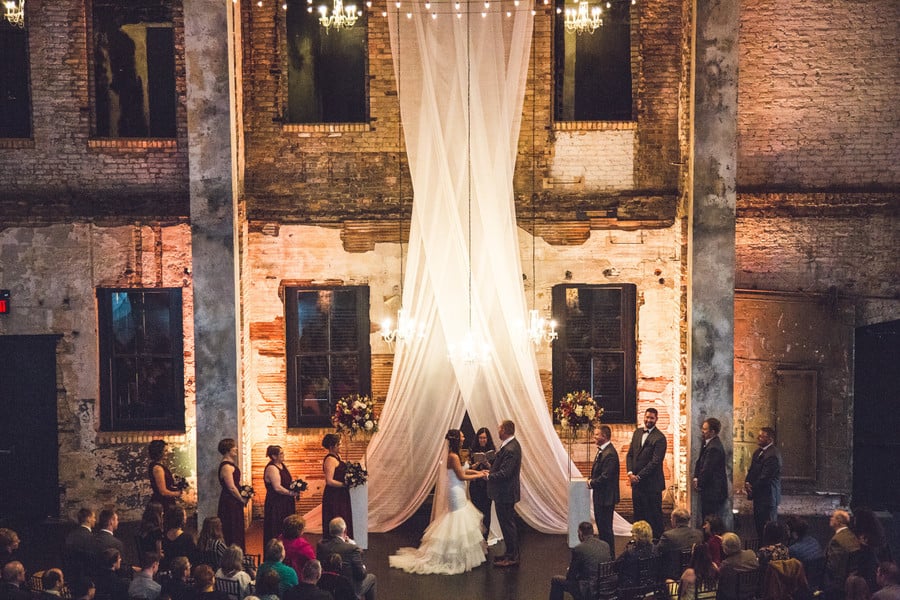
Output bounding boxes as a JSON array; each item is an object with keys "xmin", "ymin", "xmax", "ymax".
[
  {"xmin": 344, "ymin": 462, "xmax": 368, "ymax": 489},
  {"xmin": 554, "ymin": 390, "xmax": 602, "ymax": 432},
  {"xmin": 332, "ymin": 394, "xmax": 379, "ymax": 439}
]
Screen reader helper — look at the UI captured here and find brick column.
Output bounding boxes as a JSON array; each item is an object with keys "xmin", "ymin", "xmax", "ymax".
[
  {"xmin": 184, "ymin": 0, "xmax": 241, "ymax": 521},
  {"xmin": 689, "ymin": 0, "xmax": 739, "ymax": 527}
]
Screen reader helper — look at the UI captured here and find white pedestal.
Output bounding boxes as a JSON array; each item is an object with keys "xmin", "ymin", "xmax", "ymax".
[
  {"xmin": 568, "ymin": 478, "xmax": 591, "ymax": 548},
  {"xmin": 349, "ymin": 483, "xmax": 368, "ymax": 550}
]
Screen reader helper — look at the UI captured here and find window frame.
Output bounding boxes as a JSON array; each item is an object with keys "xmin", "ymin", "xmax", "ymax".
[
  {"xmin": 0, "ymin": 19, "xmax": 33, "ymax": 139},
  {"xmin": 551, "ymin": 283, "xmax": 637, "ymax": 424},
  {"xmin": 97, "ymin": 287, "xmax": 185, "ymax": 432},
  {"xmin": 284, "ymin": 285, "xmax": 372, "ymax": 428}
]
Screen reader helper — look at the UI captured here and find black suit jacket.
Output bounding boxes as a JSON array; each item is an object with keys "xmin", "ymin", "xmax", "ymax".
[
  {"xmin": 590, "ymin": 443, "xmax": 620, "ymax": 507},
  {"xmin": 694, "ymin": 436, "xmax": 728, "ymax": 503},
  {"xmin": 0, "ymin": 582, "xmax": 30, "ymax": 600},
  {"xmin": 745, "ymin": 445, "xmax": 782, "ymax": 509},
  {"xmin": 626, "ymin": 427, "xmax": 667, "ymax": 492},
  {"xmin": 487, "ymin": 437, "xmax": 522, "ymax": 503},
  {"xmin": 93, "ymin": 529, "xmax": 125, "ymax": 556},
  {"xmin": 284, "ymin": 582, "xmax": 334, "ymax": 600},
  {"xmin": 64, "ymin": 525, "xmax": 96, "ymax": 578},
  {"xmin": 656, "ymin": 525, "xmax": 705, "ymax": 579},
  {"xmin": 316, "ymin": 536, "xmax": 368, "ymax": 583}
]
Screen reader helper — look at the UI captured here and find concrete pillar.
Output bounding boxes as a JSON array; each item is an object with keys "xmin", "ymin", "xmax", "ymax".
[
  {"xmin": 688, "ymin": 0, "xmax": 739, "ymax": 528},
  {"xmin": 184, "ymin": 0, "xmax": 241, "ymax": 521}
]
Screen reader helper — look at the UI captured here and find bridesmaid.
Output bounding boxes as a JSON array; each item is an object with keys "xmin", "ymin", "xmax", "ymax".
[
  {"xmin": 263, "ymin": 445, "xmax": 299, "ymax": 545},
  {"xmin": 321, "ymin": 433, "xmax": 353, "ymax": 539},
  {"xmin": 217, "ymin": 438, "xmax": 248, "ymax": 549},
  {"xmin": 148, "ymin": 439, "xmax": 182, "ymax": 515}
]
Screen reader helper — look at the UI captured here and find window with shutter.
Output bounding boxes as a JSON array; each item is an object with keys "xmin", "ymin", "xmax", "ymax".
[{"xmin": 0, "ymin": 20, "xmax": 31, "ymax": 138}]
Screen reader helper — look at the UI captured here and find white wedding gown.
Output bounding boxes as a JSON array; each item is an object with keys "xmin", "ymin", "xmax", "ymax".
[{"xmin": 389, "ymin": 466, "xmax": 487, "ymax": 575}]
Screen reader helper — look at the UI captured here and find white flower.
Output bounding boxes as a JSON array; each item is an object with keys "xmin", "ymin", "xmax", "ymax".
[
  {"xmin": 574, "ymin": 405, "xmax": 583, "ymax": 417},
  {"xmin": 585, "ymin": 406, "xmax": 595, "ymax": 419},
  {"xmin": 364, "ymin": 420, "xmax": 374, "ymax": 431},
  {"xmin": 560, "ymin": 418, "xmax": 569, "ymax": 428}
]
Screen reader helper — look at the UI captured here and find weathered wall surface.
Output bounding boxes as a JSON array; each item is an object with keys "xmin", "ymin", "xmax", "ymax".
[{"xmin": 0, "ymin": 222, "xmax": 195, "ymax": 521}]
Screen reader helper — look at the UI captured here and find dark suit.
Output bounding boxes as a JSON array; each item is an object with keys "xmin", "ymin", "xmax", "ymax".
[
  {"xmin": 549, "ymin": 536, "xmax": 611, "ymax": 600},
  {"xmin": 316, "ymin": 535, "xmax": 376, "ymax": 600},
  {"xmin": 694, "ymin": 436, "xmax": 728, "ymax": 519},
  {"xmin": 487, "ymin": 436, "xmax": 522, "ymax": 561},
  {"xmin": 93, "ymin": 529, "xmax": 125, "ymax": 556},
  {"xmin": 64, "ymin": 525, "xmax": 96, "ymax": 580},
  {"xmin": 589, "ymin": 442, "xmax": 620, "ymax": 557},
  {"xmin": 626, "ymin": 427, "xmax": 667, "ymax": 539},
  {"xmin": 284, "ymin": 582, "xmax": 334, "ymax": 600},
  {"xmin": 0, "ymin": 582, "xmax": 30, "ymax": 600},
  {"xmin": 745, "ymin": 445, "xmax": 782, "ymax": 539},
  {"xmin": 656, "ymin": 524, "xmax": 704, "ymax": 580},
  {"xmin": 93, "ymin": 568, "xmax": 131, "ymax": 600}
]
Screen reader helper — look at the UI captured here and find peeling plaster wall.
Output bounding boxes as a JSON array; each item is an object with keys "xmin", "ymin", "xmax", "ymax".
[{"xmin": 0, "ymin": 222, "xmax": 196, "ymax": 521}]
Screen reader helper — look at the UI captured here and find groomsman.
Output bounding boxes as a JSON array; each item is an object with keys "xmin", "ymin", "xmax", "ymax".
[
  {"xmin": 589, "ymin": 425, "xmax": 619, "ymax": 557},
  {"xmin": 693, "ymin": 417, "xmax": 728, "ymax": 519},
  {"xmin": 626, "ymin": 408, "xmax": 667, "ymax": 540},
  {"xmin": 744, "ymin": 427, "xmax": 782, "ymax": 540}
]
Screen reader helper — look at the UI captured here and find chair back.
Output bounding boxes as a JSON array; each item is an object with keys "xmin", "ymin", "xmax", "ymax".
[
  {"xmin": 28, "ymin": 571, "xmax": 45, "ymax": 592},
  {"xmin": 243, "ymin": 553, "xmax": 261, "ymax": 571},
  {"xmin": 735, "ymin": 567, "xmax": 762, "ymax": 600},
  {"xmin": 596, "ymin": 560, "xmax": 619, "ymax": 600},
  {"xmin": 637, "ymin": 555, "xmax": 663, "ymax": 585},
  {"xmin": 679, "ymin": 548, "xmax": 693, "ymax": 573},
  {"xmin": 215, "ymin": 577, "xmax": 242, "ymax": 600}
]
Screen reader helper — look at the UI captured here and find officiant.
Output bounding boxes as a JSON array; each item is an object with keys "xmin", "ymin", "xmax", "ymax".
[{"xmin": 468, "ymin": 427, "xmax": 496, "ymax": 540}]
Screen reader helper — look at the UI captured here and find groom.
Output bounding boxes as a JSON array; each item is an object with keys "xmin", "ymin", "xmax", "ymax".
[{"xmin": 484, "ymin": 419, "xmax": 522, "ymax": 567}]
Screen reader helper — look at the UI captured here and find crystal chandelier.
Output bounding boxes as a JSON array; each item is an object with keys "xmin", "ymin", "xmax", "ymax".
[
  {"xmin": 3, "ymin": 0, "xmax": 24, "ymax": 28},
  {"xmin": 450, "ymin": 331, "xmax": 492, "ymax": 365},
  {"xmin": 317, "ymin": 0, "xmax": 359, "ymax": 30},
  {"xmin": 528, "ymin": 309, "xmax": 558, "ymax": 346},
  {"xmin": 564, "ymin": 1, "xmax": 602, "ymax": 34},
  {"xmin": 380, "ymin": 308, "xmax": 425, "ymax": 345}
]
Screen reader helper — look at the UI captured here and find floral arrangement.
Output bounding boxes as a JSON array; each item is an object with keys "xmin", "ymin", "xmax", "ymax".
[
  {"xmin": 172, "ymin": 474, "xmax": 190, "ymax": 491},
  {"xmin": 239, "ymin": 485, "xmax": 255, "ymax": 500},
  {"xmin": 343, "ymin": 462, "xmax": 368, "ymax": 489},
  {"xmin": 554, "ymin": 390, "xmax": 602, "ymax": 431},
  {"xmin": 332, "ymin": 394, "xmax": 379, "ymax": 439},
  {"xmin": 289, "ymin": 478, "xmax": 308, "ymax": 493}
]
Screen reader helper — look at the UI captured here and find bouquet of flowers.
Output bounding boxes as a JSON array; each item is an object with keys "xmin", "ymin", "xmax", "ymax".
[
  {"xmin": 332, "ymin": 394, "xmax": 379, "ymax": 439},
  {"xmin": 288, "ymin": 478, "xmax": 308, "ymax": 493},
  {"xmin": 554, "ymin": 390, "xmax": 602, "ymax": 432},
  {"xmin": 239, "ymin": 485, "xmax": 255, "ymax": 500},
  {"xmin": 171, "ymin": 474, "xmax": 190, "ymax": 491},
  {"xmin": 343, "ymin": 462, "xmax": 368, "ymax": 489}
]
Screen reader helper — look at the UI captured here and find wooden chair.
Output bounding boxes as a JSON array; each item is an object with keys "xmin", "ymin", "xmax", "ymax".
[
  {"xmin": 618, "ymin": 555, "xmax": 665, "ymax": 600},
  {"xmin": 596, "ymin": 560, "xmax": 619, "ymax": 600},
  {"xmin": 679, "ymin": 549, "xmax": 694, "ymax": 573},
  {"xmin": 735, "ymin": 567, "xmax": 762, "ymax": 600},
  {"xmin": 215, "ymin": 577, "xmax": 242, "ymax": 600}
]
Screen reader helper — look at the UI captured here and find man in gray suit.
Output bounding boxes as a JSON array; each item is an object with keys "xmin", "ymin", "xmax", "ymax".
[
  {"xmin": 316, "ymin": 517, "xmax": 377, "ymax": 600},
  {"xmin": 626, "ymin": 408, "xmax": 667, "ymax": 539},
  {"xmin": 485, "ymin": 419, "xmax": 522, "ymax": 567},
  {"xmin": 589, "ymin": 425, "xmax": 619, "ymax": 558},
  {"xmin": 656, "ymin": 507, "xmax": 704, "ymax": 580},
  {"xmin": 549, "ymin": 521, "xmax": 612, "ymax": 600},
  {"xmin": 718, "ymin": 532, "xmax": 761, "ymax": 600}
]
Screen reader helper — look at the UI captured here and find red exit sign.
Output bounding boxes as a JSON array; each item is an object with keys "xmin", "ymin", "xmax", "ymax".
[{"xmin": 0, "ymin": 290, "xmax": 9, "ymax": 314}]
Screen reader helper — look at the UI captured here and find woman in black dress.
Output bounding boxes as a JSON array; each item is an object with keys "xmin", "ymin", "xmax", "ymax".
[
  {"xmin": 468, "ymin": 427, "xmax": 495, "ymax": 540},
  {"xmin": 321, "ymin": 433, "xmax": 353, "ymax": 539},
  {"xmin": 263, "ymin": 444, "xmax": 299, "ymax": 545},
  {"xmin": 217, "ymin": 438, "xmax": 248, "ymax": 549},
  {"xmin": 148, "ymin": 439, "xmax": 182, "ymax": 515},
  {"xmin": 137, "ymin": 501, "xmax": 165, "ymax": 557},
  {"xmin": 161, "ymin": 505, "xmax": 197, "ymax": 572}
]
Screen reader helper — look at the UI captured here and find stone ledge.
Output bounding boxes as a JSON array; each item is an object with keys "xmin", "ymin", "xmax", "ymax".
[
  {"xmin": 87, "ymin": 138, "xmax": 178, "ymax": 150},
  {"xmin": 96, "ymin": 431, "xmax": 188, "ymax": 445},
  {"xmin": 553, "ymin": 120, "xmax": 638, "ymax": 131},
  {"xmin": 282, "ymin": 123, "xmax": 372, "ymax": 134},
  {"xmin": 0, "ymin": 138, "xmax": 35, "ymax": 149}
]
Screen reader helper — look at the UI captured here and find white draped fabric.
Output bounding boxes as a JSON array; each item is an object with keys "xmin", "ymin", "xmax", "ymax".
[{"xmin": 363, "ymin": 0, "xmax": 578, "ymax": 535}]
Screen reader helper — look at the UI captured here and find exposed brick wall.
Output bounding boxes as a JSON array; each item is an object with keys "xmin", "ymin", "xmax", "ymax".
[
  {"xmin": 0, "ymin": 0, "xmax": 189, "ymax": 212},
  {"xmin": 738, "ymin": 0, "xmax": 900, "ymax": 189}
]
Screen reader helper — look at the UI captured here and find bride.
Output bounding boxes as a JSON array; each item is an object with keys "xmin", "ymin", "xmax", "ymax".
[{"xmin": 389, "ymin": 429, "xmax": 488, "ymax": 575}]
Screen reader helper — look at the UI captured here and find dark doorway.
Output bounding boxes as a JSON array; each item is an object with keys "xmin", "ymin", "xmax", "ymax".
[
  {"xmin": 0, "ymin": 335, "xmax": 61, "ymax": 524},
  {"xmin": 853, "ymin": 319, "xmax": 900, "ymax": 510}
]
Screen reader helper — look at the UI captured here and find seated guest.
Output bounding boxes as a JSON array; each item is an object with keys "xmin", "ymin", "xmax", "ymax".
[
  {"xmin": 657, "ymin": 508, "xmax": 704, "ymax": 580},
  {"xmin": 64, "ymin": 508, "xmax": 96, "ymax": 582},
  {"xmin": 70, "ymin": 577, "xmax": 96, "ymax": 600},
  {"xmin": 192, "ymin": 564, "xmax": 228, "ymax": 600},
  {"xmin": 0, "ymin": 561, "xmax": 30, "ymax": 600},
  {"xmin": 254, "ymin": 570, "xmax": 282, "ymax": 600},
  {"xmin": 786, "ymin": 515, "xmax": 825, "ymax": 587},
  {"xmin": 826, "ymin": 510, "xmax": 862, "ymax": 599},
  {"xmin": 215, "ymin": 545, "xmax": 253, "ymax": 600},
  {"xmin": 162, "ymin": 507, "xmax": 198, "ymax": 572},
  {"xmin": 703, "ymin": 516, "xmax": 727, "ymax": 566},
  {"xmin": 37, "ymin": 569, "xmax": 65, "ymax": 600},
  {"xmin": 615, "ymin": 520, "xmax": 659, "ymax": 588},
  {"xmin": 872, "ymin": 562, "xmax": 900, "ymax": 600},
  {"xmin": 93, "ymin": 549, "xmax": 129, "ymax": 600},
  {"xmin": 679, "ymin": 542, "xmax": 719, "ymax": 600},
  {"xmin": 316, "ymin": 518, "xmax": 377, "ymax": 600},
  {"xmin": 138, "ymin": 502, "xmax": 166, "ymax": 558},
  {"xmin": 757, "ymin": 521, "xmax": 791, "ymax": 573},
  {"xmin": 161, "ymin": 556, "xmax": 195, "ymax": 600},
  {"xmin": 197, "ymin": 518, "xmax": 227, "ymax": 570},
  {"xmin": 93, "ymin": 508, "xmax": 125, "ymax": 566},
  {"xmin": 549, "ymin": 521, "xmax": 611, "ymax": 600},
  {"xmin": 0, "ymin": 529, "xmax": 20, "ymax": 566},
  {"xmin": 762, "ymin": 557, "xmax": 809, "ymax": 600},
  {"xmin": 845, "ymin": 575, "xmax": 871, "ymax": 600},
  {"xmin": 284, "ymin": 560, "xmax": 333, "ymax": 600},
  {"xmin": 258, "ymin": 539, "xmax": 299, "ymax": 597},
  {"xmin": 718, "ymin": 532, "xmax": 760, "ymax": 600},
  {"xmin": 129, "ymin": 552, "xmax": 162, "ymax": 600},
  {"xmin": 855, "ymin": 509, "xmax": 892, "ymax": 592},
  {"xmin": 317, "ymin": 554, "xmax": 356, "ymax": 600},
  {"xmin": 281, "ymin": 516, "xmax": 316, "ymax": 575}
]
